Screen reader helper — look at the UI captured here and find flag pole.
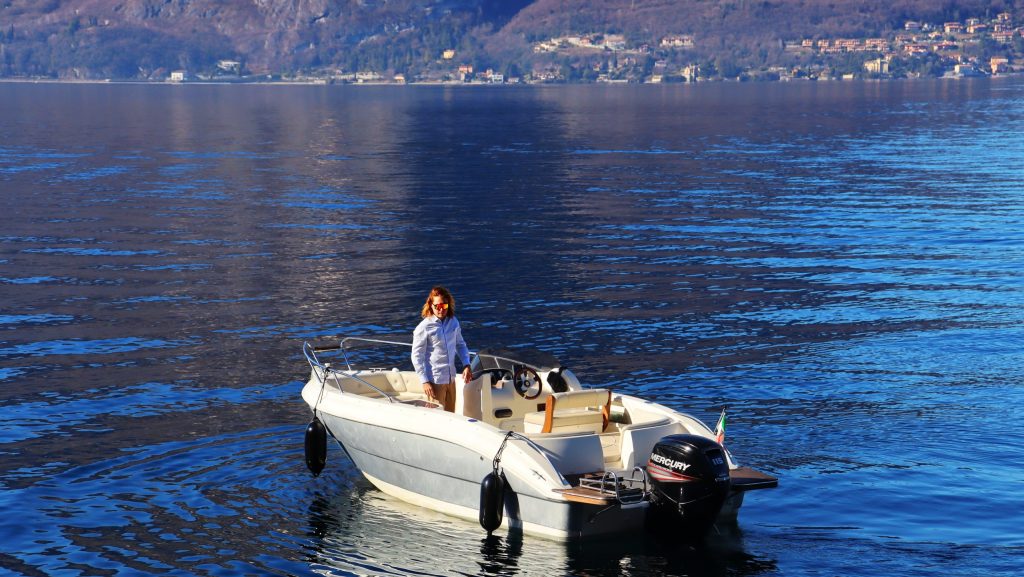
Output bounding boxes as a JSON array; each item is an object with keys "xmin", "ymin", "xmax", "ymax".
[{"xmin": 715, "ymin": 407, "xmax": 727, "ymax": 445}]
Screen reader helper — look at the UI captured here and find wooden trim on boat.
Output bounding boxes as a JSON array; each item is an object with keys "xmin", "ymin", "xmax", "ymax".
[
  {"xmin": 552, "ymin": 486, "xmax": 618, "ymax": 506},
  {"xmin": 542, "ymin": 396, "xmax": 555, "ymax": 433}
]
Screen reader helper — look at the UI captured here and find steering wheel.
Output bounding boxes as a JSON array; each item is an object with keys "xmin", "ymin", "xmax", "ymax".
[
  {"xmin": 474, "ymin": 367, "xmax": 514, "ymax": 386},
  {"xmin": 512, "ymin": 366, "xmax": 543, "ymax": 400}
]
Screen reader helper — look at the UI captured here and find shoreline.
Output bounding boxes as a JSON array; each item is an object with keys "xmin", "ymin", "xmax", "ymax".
[{"xmin": 1, "ymin": 72, "xmax": 1020, "ymax": 87}]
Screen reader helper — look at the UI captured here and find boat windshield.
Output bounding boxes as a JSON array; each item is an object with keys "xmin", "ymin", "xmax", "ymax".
[{"xmin": 472, "ymin": 347, "xmax": 562, "ymax": 372}]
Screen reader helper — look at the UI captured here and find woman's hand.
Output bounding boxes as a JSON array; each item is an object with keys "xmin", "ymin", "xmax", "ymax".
[
  {"xmin": 422, "ymin": 382, "xmax": 436, "ymax": 402},
  {"xmin": 462, "ymin": 366, "xmax": 473, "ymax": 382}
]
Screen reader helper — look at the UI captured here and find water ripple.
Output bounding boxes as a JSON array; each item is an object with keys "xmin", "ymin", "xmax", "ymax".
[{"xmin": 0, "ymin": 337, "xmax": 197, "ymax": 359}]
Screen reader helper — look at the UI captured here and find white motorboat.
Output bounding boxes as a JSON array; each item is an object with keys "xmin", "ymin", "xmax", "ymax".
[{"xmin": 301, "ymin": 337, "xmax": 777, "ymax": 541}]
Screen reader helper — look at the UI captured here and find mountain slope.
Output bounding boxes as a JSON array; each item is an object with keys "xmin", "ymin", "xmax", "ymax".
[{"xmin": 1, "ymin": 0, "xmax": 508, "ymax": 77}]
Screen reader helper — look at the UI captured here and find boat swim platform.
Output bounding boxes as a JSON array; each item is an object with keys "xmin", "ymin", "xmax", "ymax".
[{"xmin": 554, "ymin": 466, "xmax": 777, "ymax": 506}]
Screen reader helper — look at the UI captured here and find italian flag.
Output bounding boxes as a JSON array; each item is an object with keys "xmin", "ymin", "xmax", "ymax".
[{"xmin": 715, "ymin": 408, "xmax": 727, "ymax": 445}]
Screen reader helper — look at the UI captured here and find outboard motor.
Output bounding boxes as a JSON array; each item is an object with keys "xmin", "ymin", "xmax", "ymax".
[{"xmin": 646, "ymin": 434, "xmax": 731, "ymax": 537}]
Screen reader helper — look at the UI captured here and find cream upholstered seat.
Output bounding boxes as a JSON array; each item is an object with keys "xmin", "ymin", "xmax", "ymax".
[{"xmin": 524, "ymin": 389, "xmax": 611, "ymax": 434}]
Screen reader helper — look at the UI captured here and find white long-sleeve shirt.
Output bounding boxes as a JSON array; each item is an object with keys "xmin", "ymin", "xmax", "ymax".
[{"xmin": 411, "ymin": 315, "xmax": 471, "ymax": 384}]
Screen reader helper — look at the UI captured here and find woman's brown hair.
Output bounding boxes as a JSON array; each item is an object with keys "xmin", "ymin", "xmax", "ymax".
[{"xmin": 421, "ymin": 285, "xmax": 456, "ymax": 318}]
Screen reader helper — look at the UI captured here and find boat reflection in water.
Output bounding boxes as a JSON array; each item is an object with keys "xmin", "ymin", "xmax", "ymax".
[
  {"xmin": 305, "ymin": 478, "xmax": 778, "ymax": 577},
  {"xmin": 305, "ymin": 480, "xmax": 544, "ymax": 576}
]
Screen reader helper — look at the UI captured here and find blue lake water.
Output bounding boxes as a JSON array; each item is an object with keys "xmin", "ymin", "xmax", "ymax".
[{"xmin": 1, "ymin": 79, "xmax": 1023, "ymax": 576}]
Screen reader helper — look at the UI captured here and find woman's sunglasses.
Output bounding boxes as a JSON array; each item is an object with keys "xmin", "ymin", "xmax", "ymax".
[{"xmin": 432, "ymin": 302, "xmax": 449, "ymax": 310}]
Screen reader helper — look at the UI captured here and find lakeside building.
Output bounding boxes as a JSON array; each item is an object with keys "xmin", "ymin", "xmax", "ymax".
[
  {"xmin": 991, "ymin": 57, "xmax": 1010, "ymax": 73},
  {"xmin": 864, "ymin": 58, "xmax": 891, "ymax": 74}
]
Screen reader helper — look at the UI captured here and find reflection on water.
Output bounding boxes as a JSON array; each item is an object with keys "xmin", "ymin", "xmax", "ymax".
[
  {"xmin": 2, "ymin": 79, "xmax": 1024, "ymax": 576},
  {"xmin": 305, "ymin": 477, "xmax": 777, "ymax": 577},
  {"xmin": 307, "ymin": 484, "xmax": 544, "ymax": 577}
]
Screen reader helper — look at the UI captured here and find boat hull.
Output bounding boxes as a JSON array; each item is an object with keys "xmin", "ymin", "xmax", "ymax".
[{"xmin": 318, "ymin": 410, "xmax": 647, "ymax": 541}]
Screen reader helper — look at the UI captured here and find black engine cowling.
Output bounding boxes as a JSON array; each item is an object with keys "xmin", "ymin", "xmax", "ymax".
[{"xmin": 646, "ymin": 434, "xmax": 731, "ymax": 537}]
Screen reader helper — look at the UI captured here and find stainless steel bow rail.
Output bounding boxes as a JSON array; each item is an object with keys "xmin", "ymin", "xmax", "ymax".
[
  {"xmin": 306, "ymin": 337, "xmax": 551, "ymax": 378},
  {"xmin": 303, "ymin": 340, "xmax": 396, "ymax": 403},
  {"xmin": 303, "ymin": 337, "xmax": 554, "ymax": 410}
]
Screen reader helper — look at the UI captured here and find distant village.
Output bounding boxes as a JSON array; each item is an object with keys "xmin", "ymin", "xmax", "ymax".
[
  {"xmin": 168, "ymin": 12, "xmax": 1023, "ymax": 85},
  {"xmin": 788, "ymin": 12, "xmax": 1021, "ymax": 81}
]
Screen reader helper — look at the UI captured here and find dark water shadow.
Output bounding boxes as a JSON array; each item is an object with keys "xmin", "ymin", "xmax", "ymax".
[{"xmin": 562, "ymin": 520, "xmax": 778, "ymax": 577}]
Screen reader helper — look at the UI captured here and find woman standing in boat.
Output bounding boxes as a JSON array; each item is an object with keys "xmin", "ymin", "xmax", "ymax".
[{"xmin": 411, "ymin": 286, "xmax": 472, "ymax": 412}]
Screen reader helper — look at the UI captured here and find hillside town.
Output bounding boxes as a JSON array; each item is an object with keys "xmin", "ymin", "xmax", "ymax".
[
  {"xmin": 514, "ymin": 11, "xmax": 1023, "ymax": 83},
  {"xmin": 787, "ymin": 12, "xmax": 1021, "ymax": 80},
  {"xmin": 217, "ymin": 11, "xmax": 1019, "ymax": 85}
]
